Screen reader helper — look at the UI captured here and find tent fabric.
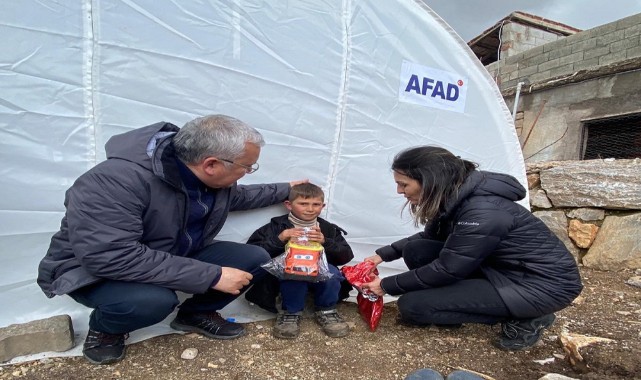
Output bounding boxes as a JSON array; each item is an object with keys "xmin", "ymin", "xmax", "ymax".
[{"xmin": 0, "ymin": 0, "xmax": 526, "ymax": 361}]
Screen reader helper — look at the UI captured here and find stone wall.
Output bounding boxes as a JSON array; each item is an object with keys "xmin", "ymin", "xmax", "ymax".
[{"xmin": 527, "ymin": 158, "xmax": 641, "ymax": 270}]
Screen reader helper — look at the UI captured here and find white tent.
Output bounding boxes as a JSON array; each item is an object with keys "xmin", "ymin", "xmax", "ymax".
[{"xmin": 0, "ymin": 0, "xmax": 525, "ymax": 361}]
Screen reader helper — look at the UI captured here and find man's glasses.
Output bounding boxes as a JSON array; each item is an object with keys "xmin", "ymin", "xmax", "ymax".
[{"xmin": 219, "ymin": 158, "xmax": 260, "ymax": 174}]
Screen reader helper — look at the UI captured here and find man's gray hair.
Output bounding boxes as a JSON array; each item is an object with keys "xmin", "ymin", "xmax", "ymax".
[{"xmin": 173, "ymin": 115, "xmax": 265, "ymax": 164}]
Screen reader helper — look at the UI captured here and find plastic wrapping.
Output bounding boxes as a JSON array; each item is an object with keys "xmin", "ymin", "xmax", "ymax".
[{"xmin": 262, "ymin": 240, "xmax": 333, "ymax": 282}]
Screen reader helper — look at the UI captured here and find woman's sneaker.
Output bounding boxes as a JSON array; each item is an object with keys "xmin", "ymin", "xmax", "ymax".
[
  {"xmin": 494, "ymin": 313, "xmax": 556, "ymax": 351},
  {"xmin": 273, "ymin": 312, "xmax": 302, "ymax": 339},
  {"xmin": 315, "ymin": 309, "xmax": 349, "ymax": 338}
]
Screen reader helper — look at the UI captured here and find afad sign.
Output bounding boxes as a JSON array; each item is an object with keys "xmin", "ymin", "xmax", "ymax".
[{"xmin": 398, "ymin": 60, "xmax": 468, "ymax": 113}]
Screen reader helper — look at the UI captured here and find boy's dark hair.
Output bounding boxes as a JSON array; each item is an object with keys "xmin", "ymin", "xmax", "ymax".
[{"xmin": 289, "ymin": 183, "xmax": 325, "ymax": 202}]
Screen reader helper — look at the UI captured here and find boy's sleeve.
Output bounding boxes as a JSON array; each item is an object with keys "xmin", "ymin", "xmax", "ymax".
[
  {"xmin": 246, "ymin": 222, "xmax": 287, "ymax": 258},
  {"xmin": 320, "ymin": 222, "xmax": 354, "ymax": 266}
]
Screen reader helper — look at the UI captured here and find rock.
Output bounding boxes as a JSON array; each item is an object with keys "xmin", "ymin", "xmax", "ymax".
[
  {"xmin": 626, "ymin": 276, "xmax": 641, "ymax": 288},
  {"xmin": 566, "ymin": 208, "xmax": 605, "ymax": 221},
  {"xmin": 181, "ymin": 348, "xmax": 198, "ymax": 360},
  {"xmin": 531, "ymin": 189, "xmax": 553, "ymax": 208},
  {"xmin": 538, "ymin": 374, "xmax": 579, "ymax": 380},
  {"xmin": 540, "ymin": 159, "xmax": 641, "ymax": 209},
  {"xmin": 527, "ymin": 173, "xmax": 541, "ymax": 189},
  {"xmin": 568, "ymin": 220, "xmax": 598, "ymax": 248},
  {"xmin": 583, "ymin": 213, "xmax": 641, "ymax": 270},
  {"xmin": 571, "ymin": 295, "xmax": 585, "ymax": 305},
  {"xmin": 0, "ymin": 315, "xmax": 74, "ymax": 363}
]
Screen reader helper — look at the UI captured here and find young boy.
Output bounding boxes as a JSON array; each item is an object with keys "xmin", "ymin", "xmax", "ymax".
[{"xmin": 245, "ymin": 183, "xmax": 354, "ymax": 339}]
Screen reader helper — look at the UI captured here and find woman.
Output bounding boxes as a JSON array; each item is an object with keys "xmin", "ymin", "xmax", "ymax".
[{"xmin": 362, "ymin": 146, "xmax": 582, "ymax": 350}]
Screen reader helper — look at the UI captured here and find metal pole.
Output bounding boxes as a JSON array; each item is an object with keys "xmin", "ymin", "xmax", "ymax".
[{"xmin": 512, "ymin": 81, "xmax": 524, "ymax": 121}]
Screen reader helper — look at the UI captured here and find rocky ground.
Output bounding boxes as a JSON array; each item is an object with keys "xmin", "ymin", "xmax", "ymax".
[{"xmin": 1, "ymin": 266, "xmax": 640, "ymax": 380}]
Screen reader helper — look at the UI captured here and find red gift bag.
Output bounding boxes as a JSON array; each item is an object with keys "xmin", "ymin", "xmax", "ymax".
[{"xmin": 341, "ymin": 261, "xmax": 384, "ymax": 331}]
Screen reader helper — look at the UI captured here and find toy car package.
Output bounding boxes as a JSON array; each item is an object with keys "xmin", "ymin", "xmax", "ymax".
[{"xmin": 262, "ymin": 240, "xmax": 333, "ymax": 283}]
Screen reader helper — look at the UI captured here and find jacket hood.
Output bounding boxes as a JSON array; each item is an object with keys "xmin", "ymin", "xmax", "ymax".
[
  {"xmin": 105, "ymin": 122, "xmax": 180, "ymax": 166},
  {"xmin": 441, "ymin": 171, "xmax": 526, "ymax": 218},
  {"xmin": 473, "ymin": 171, "xmax": 526, "ymax": 201}
]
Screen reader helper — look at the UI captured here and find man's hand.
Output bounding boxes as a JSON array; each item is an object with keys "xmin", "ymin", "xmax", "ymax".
[
  {"xmin": 289, "ymin": 179, "xmax": 309, "ymax": 187},
  {"xmin": 212, "ymin": 267, "xmax": 253, "ymax": 295}
]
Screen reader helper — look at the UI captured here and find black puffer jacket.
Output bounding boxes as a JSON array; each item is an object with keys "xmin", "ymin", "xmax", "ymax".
[
  {"xmin": 244, "ymin": 215, "xmax": 354, "ymax": 312},
  {"xmin": 37, "ymin": 122, "xmax": 290, "ymax": 298},
  {"xmin": 377, "ymin": 171, "xmax": 582, "ymax": 318}
]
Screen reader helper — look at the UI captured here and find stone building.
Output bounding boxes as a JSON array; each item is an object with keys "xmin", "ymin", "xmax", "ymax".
[
  {"xmin": 467, "ymin": 12, "xmax": 641, "ymax": 271},
  {"xmin": 469, "ymin": 11, "xmax": 641, "ymax": 164}
]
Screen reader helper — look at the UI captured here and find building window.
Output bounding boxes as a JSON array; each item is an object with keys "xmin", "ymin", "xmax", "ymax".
[{"xmin": 581, "ymin": 113, "xmax": 641, "ymax": 160}]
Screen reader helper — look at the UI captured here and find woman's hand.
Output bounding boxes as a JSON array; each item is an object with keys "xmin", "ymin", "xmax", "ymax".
[
  {"xmin": 361, "ymin": 276, "xmax": 385, "ymax": 297},
  {"xmin": 364, "ymin": 254, "xmax": 383, "ymax": 275}
]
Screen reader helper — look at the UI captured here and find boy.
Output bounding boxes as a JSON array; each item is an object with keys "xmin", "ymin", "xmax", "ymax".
[{"xmin": 245, "ymin": 183, "xmax": 354, "ymax": 339}]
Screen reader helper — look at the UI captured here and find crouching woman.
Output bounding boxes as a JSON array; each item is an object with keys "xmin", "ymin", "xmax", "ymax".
[{"xmin": 362, "ymin": 146, "xmax": 582, "ymax": 350}]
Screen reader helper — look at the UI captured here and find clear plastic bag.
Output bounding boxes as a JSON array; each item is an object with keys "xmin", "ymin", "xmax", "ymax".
[{"xmin": 262, "ymin": 239, "xmax": 333, "ymax": 283}]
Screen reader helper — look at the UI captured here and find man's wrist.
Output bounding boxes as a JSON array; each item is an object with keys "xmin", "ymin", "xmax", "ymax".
[{"xmin": 209, "ymin": 271, "xmax": 222, "ymax": 288}]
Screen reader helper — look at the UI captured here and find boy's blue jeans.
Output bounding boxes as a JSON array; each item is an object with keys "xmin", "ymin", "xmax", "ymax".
[
  {"xmin": 280, "ymin": 265, "xmax": 344, "ymax": 313},
  {"xmin": 68, "ymin": 241, "xmax": 269, "ymax": 335}
]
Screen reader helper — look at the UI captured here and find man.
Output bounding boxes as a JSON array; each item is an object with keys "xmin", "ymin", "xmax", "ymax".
[{"xmin": 37, "ymin": 115, "xmax": 305, "ymax": 364}]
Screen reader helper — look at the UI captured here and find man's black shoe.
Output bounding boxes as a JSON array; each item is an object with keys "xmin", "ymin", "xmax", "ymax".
[
  {"xmin": 82, "ymin": 329, "xmax": 127, "ymax": 365},
  {"xmin": 494, "ymin": 313, "xmax": 556, "ymax": 351},
  {"xmin": 170, "ymin": 311, "xmax": 245, "ymax": 340}
]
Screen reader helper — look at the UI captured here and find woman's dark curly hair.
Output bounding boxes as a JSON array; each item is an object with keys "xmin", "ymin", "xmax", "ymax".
[{"xmin": 392, "ymin": 146, "xmax": 477, "ymax": 226}]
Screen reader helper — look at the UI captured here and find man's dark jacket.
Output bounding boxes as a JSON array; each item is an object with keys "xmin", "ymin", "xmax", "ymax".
[
  {"xmin": 377, "ymin": 171, "xmax": 583, "ymax": 318},
  {"xmin": 37, "ymin": 122, "xmax": 290, "ymax": 298},
  {"xmin": 244, "ymin": 215, "xmax": 354, "ymax": 312}
]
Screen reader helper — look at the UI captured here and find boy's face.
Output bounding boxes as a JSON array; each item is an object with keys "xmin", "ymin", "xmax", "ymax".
[{"xmin": 285, "ymin": 196, "xmax": 325, "ymax": 221}]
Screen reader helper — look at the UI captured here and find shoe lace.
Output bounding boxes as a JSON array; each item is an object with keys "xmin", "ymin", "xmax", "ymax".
[
  {"xmin": 278, "ymin": 314, "xmax": 301, "ymax": 324},
  {"xmin": 198, "ymin": 312, "xmax": 230, "ymax": 329},
  {"xmin": 501, "ymin": 320, "xmax": 527, "ymax": 340},
  {"xmin": 85, "ymin": 331, "xmax": 128, "ymax": 349},
  {"xmin": 317, "ymin": 310, "xmax": 344, "ymax": 325}
]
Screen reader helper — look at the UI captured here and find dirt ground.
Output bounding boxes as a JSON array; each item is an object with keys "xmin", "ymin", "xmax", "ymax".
[{"xmin": 2, "ymin": 266, "xmax": 640, "ymax": 380}]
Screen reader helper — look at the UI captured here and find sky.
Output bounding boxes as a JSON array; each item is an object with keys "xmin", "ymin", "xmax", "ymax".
[{"xmin": 426, "ymin": 1, "xmax": 641, "ymax": 42}]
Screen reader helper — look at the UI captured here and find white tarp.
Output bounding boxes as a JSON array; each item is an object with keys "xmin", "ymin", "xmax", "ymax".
[{"xmin": 0, "ymin": 0, "xmax": 526, "ymax": 361}]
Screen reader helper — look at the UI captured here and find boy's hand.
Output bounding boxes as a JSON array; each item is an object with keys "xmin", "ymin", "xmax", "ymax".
[
  {"xmin": 278, "ymin": 227, "xmax": 301, "ymax": 242},
  {"xmin": 306, "ymin": 226, "xmax": 324, "ymax": 244}
]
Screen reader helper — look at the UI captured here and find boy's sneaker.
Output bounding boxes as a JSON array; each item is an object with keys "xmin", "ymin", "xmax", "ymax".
[
  {"xmin": 315, "ymin": 309, "xmax": 349, "ymax": 338},
  {"xmin": 170, "ymin": 311, "xmax": 245, "ymax": 340},
  {"xmin": 273, "ymin": 312, "xmax": 302, "ymax": 339},
  {"xmin": 82, "ymin": 329, "xmax": 128, "ymax": 365},
  {"xmin": 494, "ymin": 313, "xmax": 556, "ymax": 351}
]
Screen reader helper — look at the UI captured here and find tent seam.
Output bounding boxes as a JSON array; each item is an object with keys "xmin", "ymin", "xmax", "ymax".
[{"xmin": 325, "ymin": 0, "xmax": 352, "ymax": 220}]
